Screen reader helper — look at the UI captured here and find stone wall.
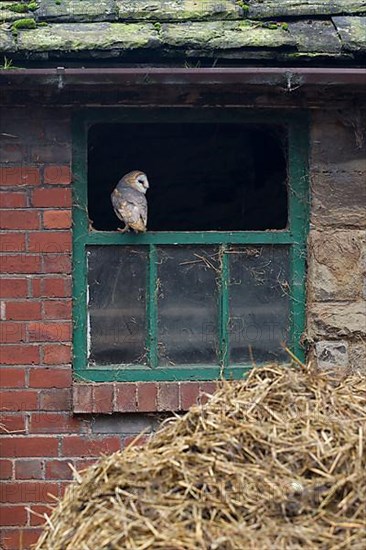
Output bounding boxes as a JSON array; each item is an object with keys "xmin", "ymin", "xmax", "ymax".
[{"xmin": 308, "ymin": 110, "xmax": 366, "ymax": 372}]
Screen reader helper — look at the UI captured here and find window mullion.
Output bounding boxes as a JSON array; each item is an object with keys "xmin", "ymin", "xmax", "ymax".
[
  {"xmin": 218, "ymin": 245, "xmax": 229, "ymax": 371},
  {"xmin": 146, "ymin": 244, "xmax": 158, "ymax": 368}
]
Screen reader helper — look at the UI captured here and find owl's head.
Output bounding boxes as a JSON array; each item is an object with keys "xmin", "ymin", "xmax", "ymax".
[{"xmin": 121, "ymin": 170, "xmax": 149, "ymax": 194}]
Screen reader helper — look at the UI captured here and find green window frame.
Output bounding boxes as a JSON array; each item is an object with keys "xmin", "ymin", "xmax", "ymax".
[{"xmin": 72, "ymin": 109, "xmax": 309, "ymax": 382}]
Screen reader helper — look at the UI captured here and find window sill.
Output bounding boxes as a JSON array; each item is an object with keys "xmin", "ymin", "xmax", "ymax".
[{"xmin": 73, "ymin": 381, "xmax": 218, "ymax": 414}]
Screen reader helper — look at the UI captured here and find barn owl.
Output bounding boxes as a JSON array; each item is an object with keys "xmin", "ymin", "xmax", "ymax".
[{"xmin": 111, "ymin": 171, "xmax": 149, "ymax": 233}]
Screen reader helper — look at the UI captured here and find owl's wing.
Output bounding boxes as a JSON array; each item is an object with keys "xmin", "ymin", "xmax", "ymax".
[{"xmin": 111, "ymin": 188, "xmax": 147, "ymax": 232}]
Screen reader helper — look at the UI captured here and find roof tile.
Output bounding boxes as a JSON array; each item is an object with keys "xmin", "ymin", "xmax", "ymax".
[
  {"xmin": 248, "ymin": 0, "xmax": 366, "ymax": 19},
  {"xmin": 287, "ymin": 20, "xmax": 342, "ymax": 54},
  {"xmin": 0, "ymin": 0, "xmax": 365, "ymax": 64},
  {"xmin": 116, "ymin": 0, "xmax": 242, "ymax": 22},
  {"xmin": 332, "ymin": 16, "xmax": 366, "ymax": 51},
  {"xmin": 36, "ymin": 0, "xmax": 117, "ymax": 23},
  {"xmin": 0, "ymin": 23, "xmax": 15, "ymax": 51},
  {"xmin": 160, "ymin": 20, "xmax": 295, "ymax": 50},
  {"xmin": 16, "ymin": 22, "xmax": 160, "ymax": 53}
]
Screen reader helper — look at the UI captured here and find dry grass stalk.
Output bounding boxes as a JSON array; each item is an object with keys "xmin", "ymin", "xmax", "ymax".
[{"xmin": 35, "ymin": 364, "xmax": 366, "ymax": 550}]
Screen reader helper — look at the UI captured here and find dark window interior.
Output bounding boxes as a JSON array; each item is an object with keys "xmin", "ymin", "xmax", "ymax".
[{"xmin": 88, "ymin": 123, "xmax": 288, "ymax": 232}]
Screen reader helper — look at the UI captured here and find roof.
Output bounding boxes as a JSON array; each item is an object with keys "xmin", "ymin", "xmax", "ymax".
[{"xmin": 0, "ymin": 1, "xmax": 365, "ymax": 66}]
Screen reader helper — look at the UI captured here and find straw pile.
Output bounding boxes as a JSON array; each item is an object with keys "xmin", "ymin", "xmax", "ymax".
[{"xmin": 36, "ymin": 364, "xmax": 366, "ymax": 550}]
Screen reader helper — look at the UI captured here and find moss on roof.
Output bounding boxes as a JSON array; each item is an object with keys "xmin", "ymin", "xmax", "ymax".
[{"xmin": 0, "ymin": 0, "xmax": 365, "ymax": 64}]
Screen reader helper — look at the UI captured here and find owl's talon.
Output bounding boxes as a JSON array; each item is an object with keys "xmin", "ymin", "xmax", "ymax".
[{"xmin": 117, "ymin": 226, "xmax": 129, "ymax": 233}]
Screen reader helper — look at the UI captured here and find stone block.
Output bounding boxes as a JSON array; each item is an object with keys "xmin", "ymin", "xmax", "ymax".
[
  {"xmin": 308, "ymin": 302, "xmax": 366, "ymax": 339},
  {"xmin": 311, "ymin": 171, "xmax": 366, "ymax": 228},
  {"xmin": 311, "ymin": 110, "xmax": 366, "ymax": 172},
  {"xmin": 315, "ymin": 340, "xmax": 349, "ymax": 369},
  {"xmin": 308, "ymin": 230, "xmax": 365, "ymax": 301},
  {"xmin": 348, "ymin": 341, "xmax": 366, "ymax": 373}
]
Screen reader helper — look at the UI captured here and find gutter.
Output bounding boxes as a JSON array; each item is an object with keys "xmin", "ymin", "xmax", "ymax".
[{"xmin": 0, "ymin": 67, "xmax": 365, "ymax": 89}]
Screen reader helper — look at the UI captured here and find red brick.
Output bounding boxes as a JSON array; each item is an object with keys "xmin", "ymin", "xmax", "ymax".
[
  {"xmin": 0, "ymin": 437, "xmax": 58, "ymax": 458},
  {"xmin": 29, "ymin": 367, "xmax": 72, "ymax": 389},
  {"xmin": 0, "ymin": 346, "xmax": 40, "ymax": 365},
  {"xmin": 43, "ymin": 209, "xmax": 72, "ymax": 229},
  {"xmin": 28, "ymin": 321, "xmax": 71, "ymax": 342},
  {"xmin": 44, "ymin": 165, "xmax": 71, "ymax": 185},
  {"xmin": 42, "ymin": 277, "xmax": 71, "ymax": 298},
  {"xmin": 0, "ymin": 210, "xmax": 40, "ymax": 230},
  {"xmin": 30, "ymin": 412, "xmax": 87, "ymax": 434},
  {"xmin": 93, "ymin": 385, "xmax": 114, "ymax": 414},
  {"xmin": 123, "ymin": 434, "xmax": 149, "ymax": 449},
  {"xmin": 59, "ymin": 481, "xmax": 71, "ymax": 498},
  {"xmin": 0, "ymin": 192, "xmax": 27, "ymax": 208},
  {"xmin": 0, "ymin": 527, "xmax": 43, "ymax": 550},
  {"xmin": 73, "ymin": 385, "xmax": 92, "ymax": 414},
  {"xmin": 0, "ymin": 367, "xmax": 26, "ymax": 387},
  {"xmin": 31, "ymin": 188, "xmax": 72, "ymax": 207},
  {"xmin": 0, "ymin": 323, "xmax": 26, "ymax": 343},
  {"xmin": 29, "ymin": 504, "xmax": 52, "ymax": 526},
  {"xmin": 42, "ymin": 344, "xmax": 72, "ymax": 365},
  {"xmin": 0, "ymin": 413, "xmax": 26, "ymax": 434},
  {"xmin": 0, "ymin": 482, "xmax": 58, "ymax": 503},
  {"xmin": 115, "ymin": 383, "xmax": 137, "ymax": 412},
  {"xmin": 180, "ymin": 382, "xmax": 200, "ymax": 410},
  {"xmin": 157, "ymin": 383, "xmax": 179, "ymax": 412},
  {"xmin": 61, "ymin": 436, "xmax": 121, "ymax": 458},
  {"xmin": 0, "ymin": 460, "xmax": 13, "ymax": 480},
  {"xmin": 31, "ymin": 277, "xmax": 41, "ymax": 297},
  {"xmin": 0, "ymin": 166, "xmax": 40, "ymax": 186},
  {"xmin": 199, "ymin": 382, "xmax": 217, "ymax": 404},
  {"xmin": 39, "ymin": 388, "xmax": 71, "ymax": 411},
  {"xmin": 0, "ymin": 390, "xmax": 38, "ymax": 411},
  {"xmin": 6, "ymin": 301, "xmax": 41, "ymax": 320},
  {"xmin": 0, "ymin": 255, "xmax": 41, "ymax": 274},
  {"xmin": 28, "ymin": 232, "xmax": 71, "ymax": 253},
  {"xmin": 43, "ymin": 300, "xmax": 72, "ymax": 320},
  {"xmin": 74, "ymin": 458, "xmax": 97, "ymax": 472},
  {"xmin": 42, "ymin": 253, "xmax": 71, "ymax": 274},
  {"xmin": 45, "ymin": 460, "xmax": 73, "ymax": 480},
  {"xmin": 15, "ymin": 460, "xmax": 43, "ymax": 480},
  {"xmin": 137, "ymin": 383, "xmax": 157, "ymax": 412},
  {"xmin": 0, "ymin": 233, "xmax": 26, "ymax": 252},
  {"xmin": 0, "ymin": 505, "xmax": 27, "ymax": 526},
  {"xmin": 0, "ymin": 278, "xmax": 28, "ymax": 298}
]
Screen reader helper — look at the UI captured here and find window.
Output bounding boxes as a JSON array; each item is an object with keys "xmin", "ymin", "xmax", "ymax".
[{"xmin": 73, "ymin": 109, "xmax": 309, "ymax": 382}]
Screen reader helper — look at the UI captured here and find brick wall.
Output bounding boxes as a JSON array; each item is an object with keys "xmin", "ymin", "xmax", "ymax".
[{"xmin": 0, "ymin": 106, "xmax": 365, "ymax": 550}]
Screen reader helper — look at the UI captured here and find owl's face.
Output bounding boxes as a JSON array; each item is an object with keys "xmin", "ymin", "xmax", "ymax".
[{"xmin": 122, "ymin": 171, "xmax": 149, "ymax": 194}]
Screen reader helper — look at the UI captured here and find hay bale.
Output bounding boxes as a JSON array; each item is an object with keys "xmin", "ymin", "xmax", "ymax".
[{"xmin": 36, "ymin": 364, "xmax": 366, "ymax": 550}]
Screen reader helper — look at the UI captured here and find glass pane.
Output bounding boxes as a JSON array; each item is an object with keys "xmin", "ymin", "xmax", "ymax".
[
  {"xmin": 158, "ymin": 246, "xmax": 219, "ymax": 366},
  {"xmin": 229, "ymin": 246, "xmax": 290, "ymax": 363},
  {"xmin": 87, "ymin": 246, "xmax": 147, "ymax": 365}
]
